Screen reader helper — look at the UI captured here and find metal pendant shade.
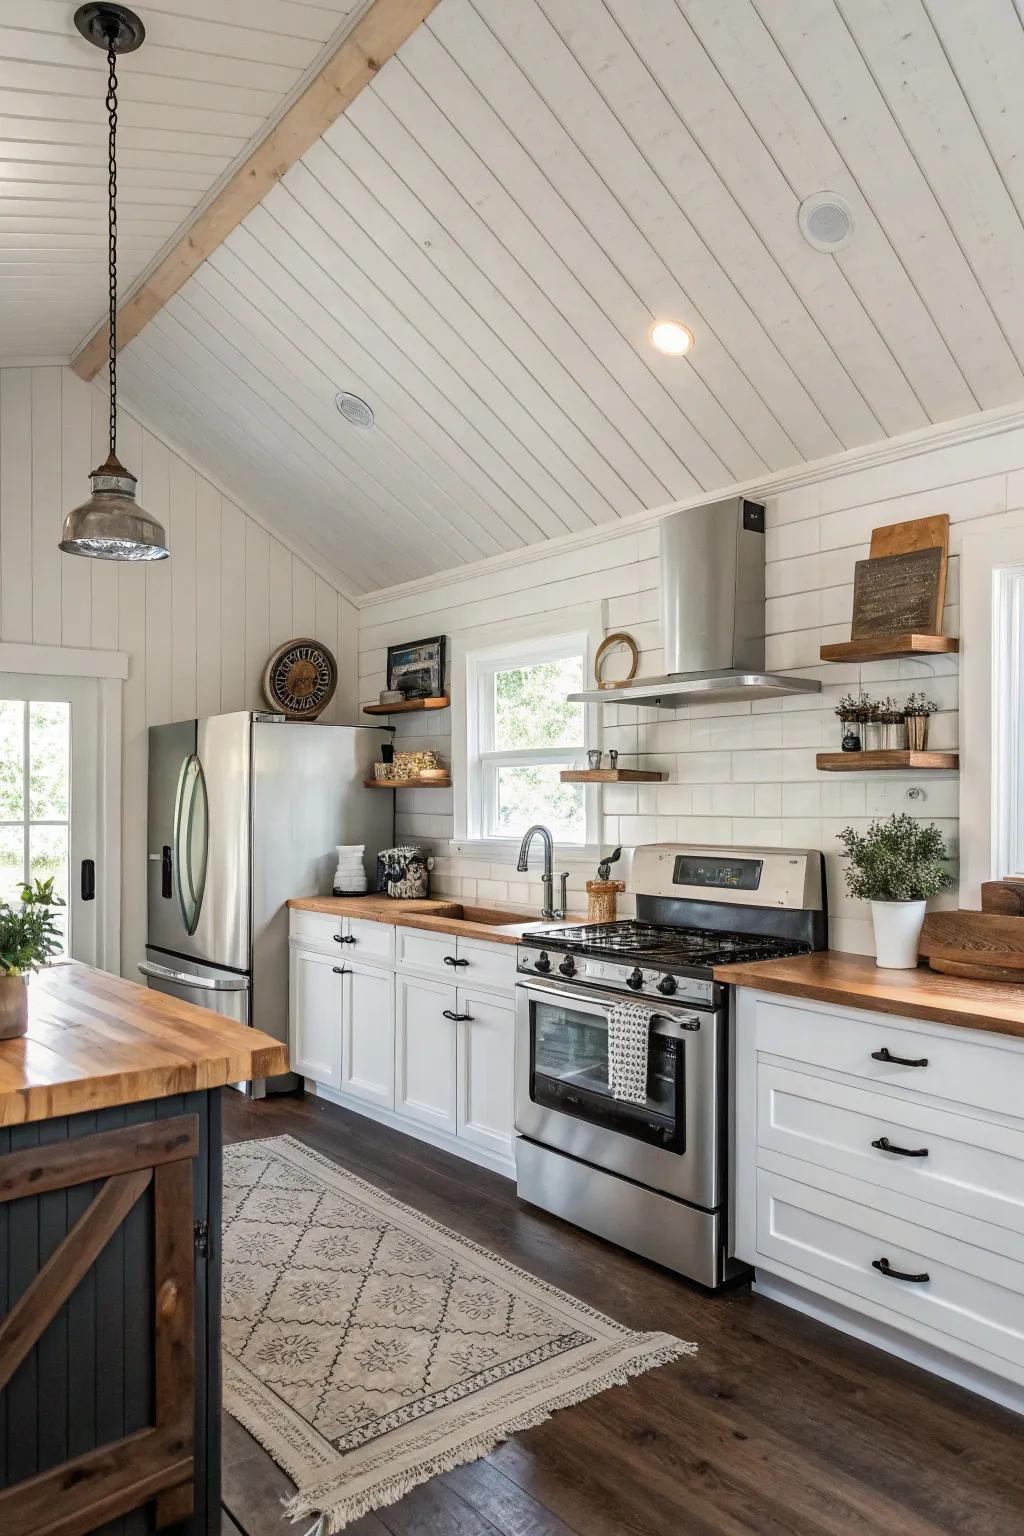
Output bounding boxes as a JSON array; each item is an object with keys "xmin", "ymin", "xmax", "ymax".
[{"xmin": 62, "ymin": 4, "xmax": 168, "ymax": 562}]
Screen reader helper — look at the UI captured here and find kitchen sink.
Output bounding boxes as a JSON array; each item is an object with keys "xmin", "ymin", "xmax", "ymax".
[{"xmin": 441, "ymin": 904, "xmax": 542, "ymax": 927}]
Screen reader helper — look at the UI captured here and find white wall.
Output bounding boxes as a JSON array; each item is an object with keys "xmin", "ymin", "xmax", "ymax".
[
  {"xmin": 354, "ymin": 415, "xmax": 1024, "ymax": 951},
  {"xmin": 0, "ymin": 366, "xmax": 359, "ymax": 978}
]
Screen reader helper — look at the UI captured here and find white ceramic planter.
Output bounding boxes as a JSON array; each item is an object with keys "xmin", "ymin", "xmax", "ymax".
[{"xmin": 870, "ymin": 899, "xmax": 927, "ymax": 969}]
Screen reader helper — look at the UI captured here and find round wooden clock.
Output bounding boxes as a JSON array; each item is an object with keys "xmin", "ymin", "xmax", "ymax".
[{"xmin": 262, "ymin": 638, "xmax": 338, "ymax": 720}]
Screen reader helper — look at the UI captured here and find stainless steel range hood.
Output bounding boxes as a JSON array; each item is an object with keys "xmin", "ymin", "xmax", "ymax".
[{"xmin": 569, "ymin": 497, "xmax": 821, "ymax": 709}]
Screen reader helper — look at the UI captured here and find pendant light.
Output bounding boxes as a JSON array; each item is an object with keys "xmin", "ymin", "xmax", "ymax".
[{"xmin": 61, "ymin": 5, "xmax": 168, "ymax": 562}]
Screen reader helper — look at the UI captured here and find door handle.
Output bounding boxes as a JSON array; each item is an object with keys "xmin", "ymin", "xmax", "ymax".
[
  {"xmin": 442, "ymin": 1010, "xmax": 474, "ymax": 1022},
  {"xmin": 333, "ymin": 966, "xmax": 348, "ymax": 976},
  {"xmin": 871, "ymin": 1047, "xmax": 929, "ymax": 1068},
  {"xmin": 81, "ymin": 858, "xmax": 95, "ymax": 902},
  {"xmin": 138, "ymin": 961, "xmax": 249, "ymax": 991},
  {"xmin": 443, "ymin": 955, "xmax": 469, "ymax": 968},
  {"xmin": 872, "ymin": 1136, "xmax": 929, "ymax": 1158},
  {"xmin": 161, "ymin": 845, "xmax": 173, "ymax": 899},
  {"xmin": 872, "ymin": 1256, "xmax": 930, "ymax": 1284},
  {"xmin": 334, "ymin": 933, "xmax": 357, "ymax": 944}
]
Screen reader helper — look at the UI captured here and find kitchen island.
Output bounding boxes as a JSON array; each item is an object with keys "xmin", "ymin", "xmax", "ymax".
[{"xmin": 0, "ymin": 961, "xmax": 287, "ymax": 1536}]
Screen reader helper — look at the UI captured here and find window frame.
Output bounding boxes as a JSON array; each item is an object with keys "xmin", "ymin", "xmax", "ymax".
[{"xmin": 454, "ymin": 613, "xmax": 601, "ymax": 857}]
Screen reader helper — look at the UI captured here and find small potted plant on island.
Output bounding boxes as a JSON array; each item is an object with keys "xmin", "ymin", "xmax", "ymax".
[
  {"xmin": 903, "ymin": 692, "xmax": 939, "ymax": 751},
  {"xmin": 837, "ymin": 814, "xmax": 952, "ymax": 969},
  {"xmin": 0, "ymin": 878, "xmax": 65, "ymax": 1038}
]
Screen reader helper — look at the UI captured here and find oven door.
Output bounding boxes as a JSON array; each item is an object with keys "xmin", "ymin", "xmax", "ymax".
[{"xmin": 515, "ymin": 980, "xmax": 721, "ymax": 1209}]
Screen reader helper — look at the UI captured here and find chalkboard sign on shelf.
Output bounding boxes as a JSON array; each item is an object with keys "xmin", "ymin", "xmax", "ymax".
[{"xmin": 850, "ymin": 546, "xmax": 944, "ymax": 640}]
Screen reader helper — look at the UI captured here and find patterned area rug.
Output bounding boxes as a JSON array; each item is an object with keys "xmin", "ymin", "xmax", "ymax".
[{"xmin": 221, "ymin": 1135, "xmax": 694, "ymax": 1533}]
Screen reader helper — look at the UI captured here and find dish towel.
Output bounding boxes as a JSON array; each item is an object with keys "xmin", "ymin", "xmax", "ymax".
[{"xmin": 608, "ymin": 1000, "xmax": 655, "ymax": 1104}]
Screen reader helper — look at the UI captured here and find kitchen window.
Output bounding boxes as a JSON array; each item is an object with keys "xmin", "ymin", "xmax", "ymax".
[{"xmin": 463, "ymin": 631, "xmax": 595, "ymax": 847}]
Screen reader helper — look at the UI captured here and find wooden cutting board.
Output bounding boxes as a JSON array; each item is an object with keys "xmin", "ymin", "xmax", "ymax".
[
  {"xmin": 866, "ymin": 513, "xmax": 949, "ymax": 634},
  {"xmin": 981, "ymin": 879, "xmax": 1024, "ymax": 916},
  {"xmin": 920, "ymin": 910, "xmax": 1024, "ymax": 980}
]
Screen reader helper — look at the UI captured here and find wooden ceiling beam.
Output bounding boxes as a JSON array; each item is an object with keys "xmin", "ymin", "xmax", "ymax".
[{"xmin": 71, "ymin": 0, "xmax": 438, "ymax": 382}]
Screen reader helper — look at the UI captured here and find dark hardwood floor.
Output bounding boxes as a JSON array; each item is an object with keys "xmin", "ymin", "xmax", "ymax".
[{"xmin": 220, "ymin": 1090, "xmax": 1023, "ymax": 1536}]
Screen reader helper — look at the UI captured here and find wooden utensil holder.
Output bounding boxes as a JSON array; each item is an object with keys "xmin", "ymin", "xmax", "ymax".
[{"xmin": 586, "ymin": 879, "xmax": 625, "ymax": 923}]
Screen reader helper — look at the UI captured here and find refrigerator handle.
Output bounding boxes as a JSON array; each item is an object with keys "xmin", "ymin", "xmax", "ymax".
[
  {"xmin": 138, "ymin": 960, "xmax": 249, "ymax": 992},
  {"xmin": 161, "ymin": 845, "xmax": 173, "ymax": 899},
  {"xmin": 173, "ymin": 752, "xmax": 209, "ymax": 937}
]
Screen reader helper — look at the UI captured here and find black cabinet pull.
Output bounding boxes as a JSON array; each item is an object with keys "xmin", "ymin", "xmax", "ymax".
[
  {"xmin": 871, "ymin": 1047, "xmax": 929, "ymax": 1068},
  {"xmin": 872, "ymin": 1136, "xmax": 929, "ymax": 1158},
  {"xmin": 332, "ymin": 965, "xmax": 347, "ymax": 975},
  {"xmin": 442, "ymin": 1009, "xmax": 474, "ymax": 1022},
  {"xmin": 872, "ymin": 1256, "xmax": 930, "ymax": 1284},
  {"xmin": 443, "ymin": 955, "xmax": 469, "ymax": 967},
  {"xmin": 161, "ymin": 845, "xmax": 173, "ymax": 899},
  {"xmin": 81, "ymin": 858, "xmax": 96, "ymax": 902},
  {"xmin": 334, "ymin": 933, "xmax": 357, "ymax": 944}
]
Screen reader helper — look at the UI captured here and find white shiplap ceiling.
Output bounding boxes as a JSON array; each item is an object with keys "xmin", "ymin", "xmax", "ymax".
[
  {"xmin": 11, "ymin": 0, "xmax": 1024, "ymax": 593},
  {"xmin": 0, "ymin": 0, "xmax": 366, "ymax": 361}
]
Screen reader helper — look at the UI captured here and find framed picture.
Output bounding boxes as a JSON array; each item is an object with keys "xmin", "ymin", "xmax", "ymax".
[{"xmin": 387, "ymin": 635, "xmax": 447, "ymax": 700}]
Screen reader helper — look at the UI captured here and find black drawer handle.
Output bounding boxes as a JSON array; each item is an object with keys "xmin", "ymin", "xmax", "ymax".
[
  {"xmin": 872, "ymin": 1136, "xmax": 929, "ymax": 1158},
  {"xmin": 443, "ymin": 955, "xmax": 469, "ymax": 967},
  {"xmin": 334, "ymin": 933, "xmax": 357, "ymax": 944},
  {"xmin": 81, "ymin": 858, "xmax": 96, "ymax": 902},
  {"xmin": 442, "ymin": 1009, "xmax": 474, "ymax": 1022},
  {"xmin": 332, "ymin": 966, "xmax": 347, "ymax": 975},
  {"xmin": 871, "ymin": 1047, "xmax": 929, "ymax": 1068},
  {"xmin": 872, "ymin": 1256, "xmax": 930, "ymax": 1284}
]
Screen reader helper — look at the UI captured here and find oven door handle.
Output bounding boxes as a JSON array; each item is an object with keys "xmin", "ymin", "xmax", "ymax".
[{"xmin": 517, "ymin": 978, "xmax": 703, "ymax": 1026}]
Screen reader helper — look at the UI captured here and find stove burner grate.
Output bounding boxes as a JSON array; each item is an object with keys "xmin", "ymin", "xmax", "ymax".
[{"xmin": 522, "ymin": 919, "xmax": 811, "ymax": 969}]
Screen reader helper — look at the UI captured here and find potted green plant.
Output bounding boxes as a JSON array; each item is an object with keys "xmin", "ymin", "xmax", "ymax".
[
  {"xmin": 0, "ymin": 878, "xmax": 65, "ymax": 1038},
  {"xmin": 904, "ymin": 692, "xmax": 939, "ymax": 751},
  {"xmin": 835, "ymin": 691, "xmax": 873, "ymax": 751},
  {"xmin": 837, "ymin": 814, "xmax": 952, "ymax": 968}
]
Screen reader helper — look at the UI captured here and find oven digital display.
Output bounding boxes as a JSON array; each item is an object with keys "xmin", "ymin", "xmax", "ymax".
[{"xmin": 673, "ymin": 855, "xmax": 763, "ymax": 891}]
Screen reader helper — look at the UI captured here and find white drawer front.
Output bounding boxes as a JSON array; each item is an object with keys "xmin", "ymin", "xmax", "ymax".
[
  {"xmin": 756, "ymin": 1168, "xmax": 1024, "ymax": 1373},
  {"xmin": 397, "ymin": 925, "xmax": 458, "ymax": 981},
  {"xmin": 455, "ymin": 936, "xmax": 517, "ymax": 993},
  {"xmin": 346, "ymin": 917, "xmax": 395, "ymax": 968},
  {"xmin": 758, "ymin": 1064, "xmax": 1024, "ymax": 1236},
  {"xmin": 756, "ymin": 997, "xmax": 1024, "ymax": 1122},
  {"xmin": 289, "ymin": 908, "xmax": 346, "ymax": 953}
]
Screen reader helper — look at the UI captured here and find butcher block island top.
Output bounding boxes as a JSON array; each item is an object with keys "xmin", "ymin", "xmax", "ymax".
[
  {"xmin": 714, "ymin": 950, "xmax": 1024, "ymax": 1040},
  {"xmin": 0, "ymin": 960, "xmax": 287, "ymax": 1126},
  {"xmin": 289, "ymin": 893, "xmax": 585, "ymax": 946}
]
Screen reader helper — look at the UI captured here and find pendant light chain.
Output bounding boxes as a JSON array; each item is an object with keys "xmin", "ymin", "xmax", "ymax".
[{"xmin": 106, "ymin": 36, "xmax": 118, "ymax": 459}]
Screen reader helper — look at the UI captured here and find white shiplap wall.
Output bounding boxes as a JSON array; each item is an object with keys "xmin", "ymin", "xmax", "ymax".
[
  {"xmin": 354, "ymin": 417, "xmax": 1024, "ymax": 952},
  {"xmin": 0, "ymin": 365, "xmax": 358, "ymax": 977}
]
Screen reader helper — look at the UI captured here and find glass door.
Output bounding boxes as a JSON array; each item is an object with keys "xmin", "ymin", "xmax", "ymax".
[{"xmin": 0, "ymin": 674, "xmax": 100, "ymax": 964}]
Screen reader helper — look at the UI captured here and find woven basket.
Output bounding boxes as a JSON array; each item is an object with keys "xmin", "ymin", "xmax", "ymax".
[{"xmin": 586, "ymin": 879, "xmax": 625, "ymax": 923}]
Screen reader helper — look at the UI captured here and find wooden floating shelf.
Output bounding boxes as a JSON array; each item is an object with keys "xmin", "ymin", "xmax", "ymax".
[
  {"xmin": 362, "ymin": 696, "xmax": 450, "ymax": 715},
  {"xmin": 816, "ymin": 751, "xmax": 959, "ymax": 773},
  {"xmin": 559, "ymin": 769, "xmax": 666, "ymax": 783},
  {"xmin": 364, "ymin": 777, "xmax": 451, "ymax": 789},
  {"xmin": 820, "ymin": 634, "xmax": 958, "ymax": 663}
]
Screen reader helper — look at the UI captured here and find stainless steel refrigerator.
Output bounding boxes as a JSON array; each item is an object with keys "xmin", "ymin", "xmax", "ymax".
[{"xmin": 141, "ymin": 712, "xmax": 394, "ymax": 1094}]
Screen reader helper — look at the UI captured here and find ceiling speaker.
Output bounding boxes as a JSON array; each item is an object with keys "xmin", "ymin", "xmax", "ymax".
[
  {"xmin": 798, "ymin": 192, "xmax": 854, "ymax": 253},
  {"xmin": 335, "ymin": 392, "xmax": 374, "ymax": 428}
]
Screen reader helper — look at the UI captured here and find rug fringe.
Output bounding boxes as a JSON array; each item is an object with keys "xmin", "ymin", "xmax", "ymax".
[{"xmin": 281, "ymin": 1338, "xmax": 695, "ymax": 1533}]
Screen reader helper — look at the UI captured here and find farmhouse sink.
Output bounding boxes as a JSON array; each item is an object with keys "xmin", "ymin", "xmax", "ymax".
[{"xmin": 443, "ymin": 904, "xmax": 543, "ymax": 928}]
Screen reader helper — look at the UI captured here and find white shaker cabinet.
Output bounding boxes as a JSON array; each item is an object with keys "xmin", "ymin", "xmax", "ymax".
[
  {"xmin": 457, "ymin": 988, "xmax": 515, "ymax": 1158},
  {"xmin": 341, "ymin": 960, "xmax": 395, "ymax": 1111},
  {"xmin": 395, "ymin": 973, "xmax": 459, "ymax": 1135},
  {"xmin": 289, "ymin": 945, "xmax": 343, "ymax": 1090}
]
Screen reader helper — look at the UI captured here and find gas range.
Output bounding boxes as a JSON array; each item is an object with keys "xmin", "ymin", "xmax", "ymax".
[
  {"xmin": 513, "ymin": 843, "xmax": 827, "ymax": 1290},
  {"xmin": 517, "ymin": 919, "xmax": 813, "ymax": 1005}
]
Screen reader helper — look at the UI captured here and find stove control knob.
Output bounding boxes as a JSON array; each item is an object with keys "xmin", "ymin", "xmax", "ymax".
[
  {"xmin": 657, "ymin": 974, "xmax": 677, "ymax": 996},
  {"xmin": 534, "ymin": 951, "xmax": 552, "ymax": 974},
  {"xmin": 626, "ymin": 966, "xmax": 644, "ymax": 991},
  {"xmin": 558, "ymin": 955, "xmax": 576, "ymax": 978}
]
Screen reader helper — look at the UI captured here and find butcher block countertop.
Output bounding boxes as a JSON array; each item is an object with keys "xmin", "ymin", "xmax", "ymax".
[
  {"xmin": 714, "ymin": 950, "xmax": 1024, "ymax": 1040},
  {"xmin": 288, "ymin": 894, "xmax": 585, "ymax": 946},
  {"xmin": 0, "ymin": 961, "xmax": 288, "ymax": 1126}
]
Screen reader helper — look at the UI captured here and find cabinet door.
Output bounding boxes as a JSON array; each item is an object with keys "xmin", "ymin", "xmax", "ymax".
[
  {"xmin": 346, "ymin": 917, "xmax": 396, "ymax": 968},
  {"xmin": 395, "ymin": 974, "xmax": 458, "ymax": 1134},
  {"xmin": 289, "ymin": 946, "xmax": 343, "ymax": 1088},
  {"xmin": 342, "ymin": 963, "xmax": 395, "ymax": 1111},
  {"xmin": 397, "ymin": 925, "xmax": 457, "ymax": 982},
  {"xmin": 456, "ymin": 936, "xmax": 518, "ymax": 993},
  {"xmin": 457, "ymin": 989, "xmax": 515, "ymax": 1159}
]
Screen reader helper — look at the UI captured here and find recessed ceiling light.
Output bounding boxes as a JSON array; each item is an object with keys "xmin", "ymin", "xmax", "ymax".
[
  {"xmin": 798, "ymin": 191, "xmax": 854, "ymax": 252},
  {"xmin": 335, "ymin": 391, "xmax": 374, "ymax": 428},
  {"xmin": 649, "ymin": 320, "xmax": 694, "ymax": 357}
]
